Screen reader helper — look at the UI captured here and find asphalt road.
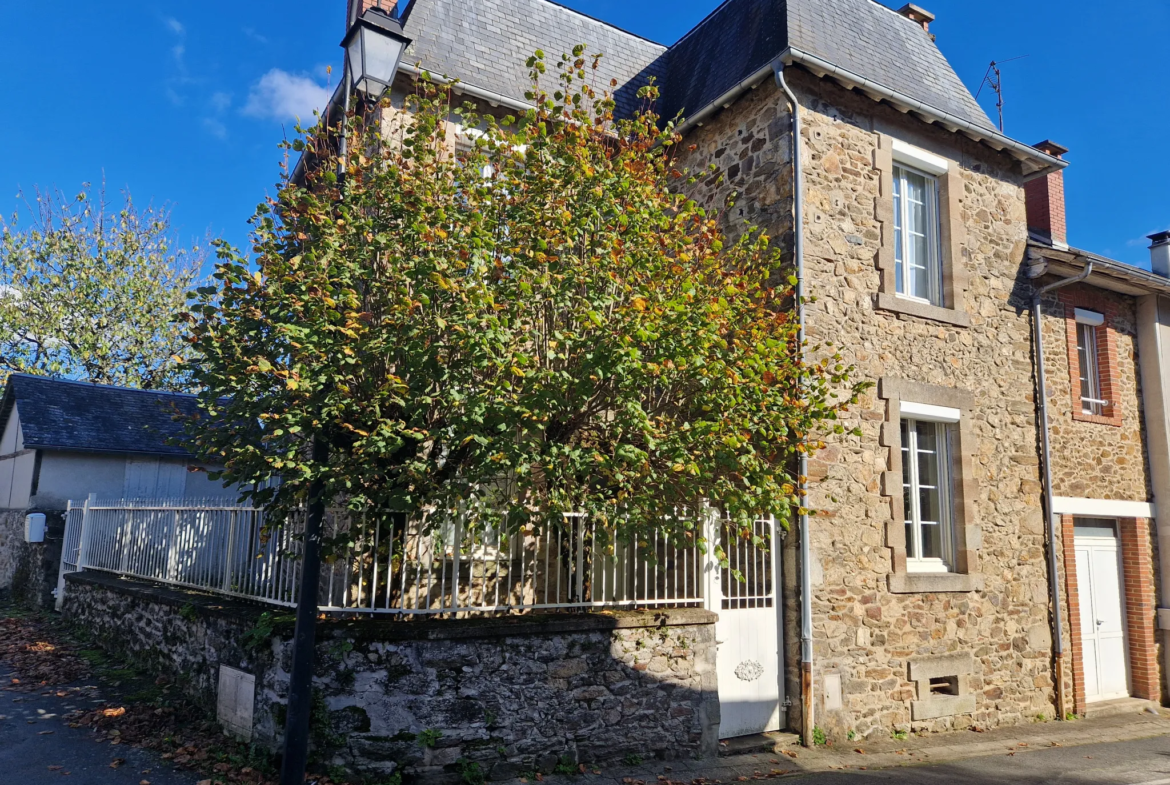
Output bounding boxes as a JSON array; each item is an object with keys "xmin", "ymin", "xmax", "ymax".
[{"xmin": 0, "ymin": 666, "xmax": 197, "ymax": 785}]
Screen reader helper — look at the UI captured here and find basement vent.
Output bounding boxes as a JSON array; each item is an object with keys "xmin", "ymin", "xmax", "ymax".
[{"xmin": 929, "ymin": 676, "xmax": 958, "ymax": 696}]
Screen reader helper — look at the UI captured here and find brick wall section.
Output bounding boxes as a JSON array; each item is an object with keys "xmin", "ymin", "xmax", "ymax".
[
  {"xmin": 1060, "ymin": 516, "xmax": 1160, "ymax": 712},
  {"xmin": 347, "ymin": 0, "xmax": 397, "ymax": 27},
  {"xmin": 1058, "ymin": 288, "xmax": 1123, "ymax": 427},
  {"xmin": 1121, "ymin": 517, "xmax": 1161, "ymax": 702},
  {"xmin": 1024, "ymin": 170, "xmax": 1067, "ymax": 246},
  {"xmin": 1060, "ymin": 514, "xmax": 1087, "ymax": 715}
]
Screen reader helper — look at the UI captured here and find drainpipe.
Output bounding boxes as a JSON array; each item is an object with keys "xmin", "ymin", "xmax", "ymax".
[
  {"xmin": 1033, "ymin": 260, "xmax": 1093, "ymax": 721},
  {"xmin": 773, "ymin": 60, "xmax": 814, "ymax": 748}
]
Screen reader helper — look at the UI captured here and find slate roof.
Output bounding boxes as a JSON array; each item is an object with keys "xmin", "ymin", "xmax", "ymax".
[
  {"xmin": 396, "ymin": 0, "xmax": 995, "ymax": 132},
  {"xmin": 664, "ymin": 0, "xmax": 995, "ymax": 130},
  {"xmin": 400, "ymin": 0, "xmax": 668, "ymax": 119},
  {"xmin": 0, "ymin": 375, "xmax": 200, "ymax": 458}
]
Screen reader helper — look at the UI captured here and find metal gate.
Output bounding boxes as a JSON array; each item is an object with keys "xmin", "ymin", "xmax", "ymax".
[
  {"xmin": 706, "ymin": 515, "xmax": 784, "ymax": 738},
  {"xmin": 54, "ymin": 499, "xmax": 87, "ymax": 610}
]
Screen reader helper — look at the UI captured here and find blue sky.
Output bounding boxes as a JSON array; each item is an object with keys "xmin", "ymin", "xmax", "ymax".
[{"xmin": 1, "ymin": 1, "xmax": 1166, "ymax": 270}]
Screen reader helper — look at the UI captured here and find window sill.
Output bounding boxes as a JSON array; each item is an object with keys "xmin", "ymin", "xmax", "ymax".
[
  {"xmin": 1071, "ymin": 410, "xmax": 1123, "ymax": 427},
  {"xmin": 876, "ymin": 293, "xmax": 971, "ymax": 328},
  {"xmin": 889, "ymin": 572, "xmax": 983, "ymax": 594}
]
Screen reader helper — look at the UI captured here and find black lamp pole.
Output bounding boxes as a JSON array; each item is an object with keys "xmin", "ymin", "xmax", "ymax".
[
  {"xmin": 279, "ymin": 435, "xmax": 329, "ymax": 785},
  {"xmin": 277, "ymin": 9, "xmax": 409, "ymax": 785}
]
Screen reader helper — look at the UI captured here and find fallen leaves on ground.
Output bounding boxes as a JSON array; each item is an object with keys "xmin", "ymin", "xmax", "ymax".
[{"xmin": 0, "ymin": 616, "xmax": 90, "ymax": 690}]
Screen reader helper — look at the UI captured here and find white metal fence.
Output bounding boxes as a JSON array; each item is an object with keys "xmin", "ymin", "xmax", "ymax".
[{"xmin": 60, "ymin": 495, "xmax": 773, "ymax": 618}]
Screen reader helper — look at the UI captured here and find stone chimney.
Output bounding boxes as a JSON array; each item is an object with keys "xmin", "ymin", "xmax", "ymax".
[
  {"xmin": 347, "ymin": 0, "xmax": 397, "ymax": 28},
  {"xmin": 898, "ymin": 4, "xmax": 936, "ymax": 33},
  {"xmin": 1151, "ymin": 232, "xmax": 1170, "ymax": 278},
  {"xmin": 1024, "ymin": 140, "xmax": 1070, "ymax": 248}
]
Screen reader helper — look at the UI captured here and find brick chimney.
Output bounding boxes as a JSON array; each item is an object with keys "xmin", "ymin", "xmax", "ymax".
[
  {"xmin": 897, "ymin": 4, "xmax": 936, "ymax": 33},
  {"xmin": 347, "ymin": 0, "xmax": 397, "ymax": 28},
  {"xmin": 1151, "ymin": 231, "xmax": 1170, "ymax": 278},
  {"xmin": 1024, "ymin": 140, "xmax": 1070, "ymax": 248}
]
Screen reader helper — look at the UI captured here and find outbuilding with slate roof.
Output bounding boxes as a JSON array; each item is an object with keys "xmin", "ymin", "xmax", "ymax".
[
  {"xmin": 0, "ymin": 375, "xmax": 231, "ymax": 608},
  {"xmin": 0, "ymin": 374, "xmax": 229, "ymax": 510}
]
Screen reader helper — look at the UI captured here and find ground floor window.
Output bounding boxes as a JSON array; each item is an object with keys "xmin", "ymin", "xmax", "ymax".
[{"xmin": 901, "ymin": 418, "xmax": 954, "ymax": 572}]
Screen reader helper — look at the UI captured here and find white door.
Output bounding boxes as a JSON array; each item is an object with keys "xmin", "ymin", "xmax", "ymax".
[
  {"xmin": 708, "ymin": 515, "xmax": 783, "ymax": 738},
  {"xmin": 1074, "ymin": 519, "xmax": 1129, "ymax": 702}
]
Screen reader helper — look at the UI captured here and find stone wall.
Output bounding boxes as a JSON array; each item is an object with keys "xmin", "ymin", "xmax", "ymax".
[
  {"xmin": 1040, "ymin": 282, "xmax": 1151, "ymax": 502},
  {"xmin": 0, "ymin": 509, "xmax": 63, "ymax": 608},
  {"xmin": 63, "ymin": 572, "xmax": 719, "ymax": 781},
  {"xmin": 674, "ymin": 69, "xmax": 1056, "ymax": 739}
]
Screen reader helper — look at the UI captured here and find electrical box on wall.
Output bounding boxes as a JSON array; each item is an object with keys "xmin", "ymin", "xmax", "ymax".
[{"xmin": 24, "ymin": 513, "xmax": 46, "ymax": 543}]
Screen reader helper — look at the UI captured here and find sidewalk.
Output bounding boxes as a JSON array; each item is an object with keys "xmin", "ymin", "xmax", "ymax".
[{"xmin": 558, "ymin": 710, "xmax": 1170, "ymax": 784}]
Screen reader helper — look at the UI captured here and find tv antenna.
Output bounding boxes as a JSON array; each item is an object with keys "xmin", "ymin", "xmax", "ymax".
[{"xmin": 975, "ymin": 55, "xmax": 1029, "ymax": 133}]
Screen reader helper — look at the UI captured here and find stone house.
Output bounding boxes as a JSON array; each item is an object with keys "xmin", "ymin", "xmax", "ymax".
[
  {"xmin": 54, "ymin": 0, "xmax": 1166, "ymax": 778},
  {"xmin": 1024, "ymin": 158, "xmax": 1168, "ymax": 716},
  {"xmin": 346, "ymin": 0, "xmax": 1077, "ymax": 744},
  {"xmin": 0, "ymin": 374, "xmax": 231, "ymax": 607}
]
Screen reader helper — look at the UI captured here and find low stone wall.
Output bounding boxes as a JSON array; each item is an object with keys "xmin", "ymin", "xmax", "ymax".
[
  {"xmin": 0, "ymin": 509, "xmax": 64, "ymax": 608},
  {"xmin": 63, "ymin": 572, "xmax": 720, "ymax": 781}
]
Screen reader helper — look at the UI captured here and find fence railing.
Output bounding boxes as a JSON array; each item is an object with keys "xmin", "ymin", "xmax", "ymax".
[{"xmin": 63, "ymin": 495, "xmax": 772, "ymax": 618}]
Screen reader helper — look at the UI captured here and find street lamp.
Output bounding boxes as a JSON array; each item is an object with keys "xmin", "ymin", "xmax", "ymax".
[
  {"xmin": 278, "ymin": 8, "xmax": 411, "ymax": 785},
  {"xmin": 342, "ymin": 7, "xmax": 411, "ymax": 104}
]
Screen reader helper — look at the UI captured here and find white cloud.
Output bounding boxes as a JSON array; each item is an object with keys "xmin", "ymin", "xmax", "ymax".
[
  {"xmin": 203, "ymin": 118, "xmax": 228, "ymax": 140},
  {"xmin": 172, "ymin": 44, "xmax": 186, "ymax": 64},
  {"xmin": 165, "ymin": 17, "xmax": 185, "ymax": 35},
  {"xmin": 243, "ymin": 27, "xmax": 270, "ymax": 45},
  {"xmin": 210, "ymin": 92, "xmax": 232, "ymax": 113},
  {"xmin": 1128, "ymin": 229, "xmax": 1169, "ymax": 248},
  {"xmin": 243, "ymin": 69, "xmax": 331, "ymax": 122}
]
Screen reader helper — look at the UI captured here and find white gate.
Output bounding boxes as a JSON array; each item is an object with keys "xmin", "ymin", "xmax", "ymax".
[
  {"xmin": 54, "ymin": 499, "xmax": 87, "ymax": 610},
  {"xmin": 1074, "ymin": 519, "xmax": 1130, "ymax": 702},
  {"xmin": 706, "ymin": 515, "xmax": 784, "ymax": 738}
]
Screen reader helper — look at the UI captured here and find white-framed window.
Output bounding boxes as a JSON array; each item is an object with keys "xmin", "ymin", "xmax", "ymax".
[
  {"xmin": 901, "ymin": 412, "xmax": 956, "ymax": 573},
  {"xmin": 893, "ymin": 162, "xmax": 943, "ymax": 306},
  {"xmin": 1075, "ymin": 309, "xmax": 1106, "ymax": 416}
]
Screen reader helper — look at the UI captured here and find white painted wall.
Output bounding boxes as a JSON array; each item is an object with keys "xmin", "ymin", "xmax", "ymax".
[
  {"xmin": 0, "ymin": 406, "xmax": 23, "ymax": 454},
  {"xmin": 0, "ymin": 406, "xmax": 32, "ymax": 509},
  {"xmin": 32, "ymin": 452, "xmax": 128, "ymax": 509},
  {"xmin": 31, "ymin": 452, "xmax": 236, "ymax": 509}
]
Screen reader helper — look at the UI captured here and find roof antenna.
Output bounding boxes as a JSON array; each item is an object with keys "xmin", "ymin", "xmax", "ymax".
[{"xmin": 975, "ymin": 55, "xmax": 1029, "ymax": 133}]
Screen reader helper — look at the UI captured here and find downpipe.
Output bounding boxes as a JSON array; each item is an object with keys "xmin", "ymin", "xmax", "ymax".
[
  {"xmin": 1032, "ymin": 261, "xmax": 1093, "ymax": 721},
  {"xmin": 773, "ymin": 60, "xmax": 814, "ymax": 747}
]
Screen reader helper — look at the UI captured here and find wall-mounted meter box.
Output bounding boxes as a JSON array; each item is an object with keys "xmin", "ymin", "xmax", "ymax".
[{"xmin": 24, "ymin": 513, "xmax": 46, "ymax": 543}]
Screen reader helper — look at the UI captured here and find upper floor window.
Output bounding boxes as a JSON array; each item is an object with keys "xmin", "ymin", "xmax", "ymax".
[
  {"xmin": 1075, "ymin": 309, "xmax": 1106, "ymax": 416},
  {"xmin": 893, "ymin": 163, "xmax": 943, "ymax": 306},
  {"xmin": 900, "ymin": 406, "xmax": 957, "ymax": 573}
]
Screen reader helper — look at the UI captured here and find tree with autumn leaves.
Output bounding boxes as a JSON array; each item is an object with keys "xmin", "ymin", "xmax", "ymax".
[{"xmin": 182, "ymin": 47, "xmax": 868, "ymax": 553}]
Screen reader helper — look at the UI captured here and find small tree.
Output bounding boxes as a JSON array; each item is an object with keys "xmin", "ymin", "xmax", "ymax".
[
  {"xmin": 0, "ymin": 185, "xmax": 203, "ymax": 391},
  {"xmin": 184, "ymin": 48, "xmax": 867, "ymax": 550}
]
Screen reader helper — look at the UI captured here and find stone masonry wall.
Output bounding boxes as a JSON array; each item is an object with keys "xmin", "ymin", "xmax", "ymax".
[
  {"xmin": 674, "ymin": 69, "xmax": 1055, "ymax": 740},
  {"xmin": 0, "ymin": 510, "xmax": 26, "ymax": 593},
  {"xmin": 1040, "ymin": 282, "xmax": 1151, "ymax": 502},
  {"xmin": 64, "ymin": 572, "xmax": 719, "ymax": 781},
  {"xmin": 0, "ymin": 509, "xmax": 64, "ymax": 608}
]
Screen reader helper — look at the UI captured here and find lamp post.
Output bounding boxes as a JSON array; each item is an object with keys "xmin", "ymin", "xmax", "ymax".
[{"xmin": 278, "ymin": 9, "xmax": 410, "ymax": 785}]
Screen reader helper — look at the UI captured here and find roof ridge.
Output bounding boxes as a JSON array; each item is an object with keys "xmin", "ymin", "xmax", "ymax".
[
  {"xmin": 10, "ymin": 374, "xmax": 199, "ymax": 400},
  {"xmin": 669, "ymin": 0, "xmax": 738, "ymax": 49},
  {"xmin": 535, "ymin": 0, "xmax": 668, "ymax": 48}
]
